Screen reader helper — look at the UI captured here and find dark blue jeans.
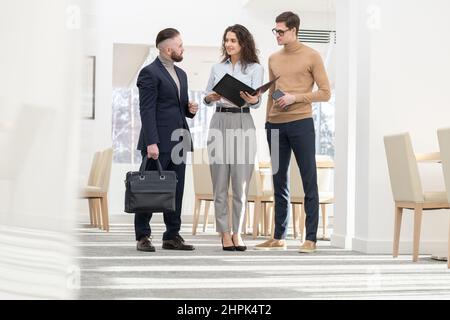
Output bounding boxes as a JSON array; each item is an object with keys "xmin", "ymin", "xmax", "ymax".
[
  {"xmin": 266, "ymin": 118, "xmax": 319, "ymax": 242},
  {"xmin": 134, "ymin": 152, "xmax": 186, "ymax": 241}
]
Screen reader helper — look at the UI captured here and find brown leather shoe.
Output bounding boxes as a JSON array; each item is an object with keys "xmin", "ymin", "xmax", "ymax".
[
  {"xmin": 162, "ymin": 235, "xmax": 195, "ymax": 251},
  {"xmin": 137, "ymin": 236, "xmax": 155, "ymax": 252}
]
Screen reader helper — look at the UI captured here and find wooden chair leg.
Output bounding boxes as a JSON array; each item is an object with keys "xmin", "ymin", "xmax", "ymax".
[
  {"xmin": 253, "ymin": 200, "xmax": 261, "ymax": 239},
  {"xmin": 261, "ymin": 202, "xmax": 265, "ymax": 236},
  {"xmin": 243, "ymin": 202, "xmax": 248, "ymax": 235},
  {"xmin": 263, "ymin": 203, "xmax": 270, "ymax": 236},
  {"xmin": 88, "ymin": 199, "xmax": 94, "ymax": 226},
  {"xmin": 95, "ymin": 199, "xmax": 102, "ymax": 229},
  {"xmin": 192, "ymin": 197, "xmax": 201, "ymax": 235},
  {"xmin": 321, "ymin": 203, "xmax": 327, "ymax": 239},
  {"xmin": 393, "ymin": 205, "xmax": 403, "ymax": 258},
  {"xmin": 100, "ymin": 196, "xmax": 109, "ymax": 232},
  {"xmin": 267, "ymin": 202, "xmax": 274, "ymax": 237},
  {"xmin": 271, "ymin": 204, "xmax": 275, "ymax": 238},
  {"xmin": 300, "ymin": 204, "xmax": 306, "ymax": 242},
  {"xmin": 448, "ymin": 218, "xmax": 450, "ymax": 269},
  {"xmin": 292, "ymin": 203, "xmax": 298, "ymax": 239},
  {"xmin": 89, "ymin": 199, "xmax": 98, "ymax": 227},
  {"xmin": 203, "ymin": 200, "xmax": 211, "ymax": 232},
  {"xmin": 246, "ymin": 202, "xmax": 251, "ymax": 228},
  {"xmin": 259, "ymin": 202, "xmax": 265, "ymax": 236},
  {"xmin": 412, "ymin": 204, "xmax": 423, "ymax": 262}
]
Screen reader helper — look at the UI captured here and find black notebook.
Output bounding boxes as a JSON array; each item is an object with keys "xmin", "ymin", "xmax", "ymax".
[{"xmin": 212, "ymin": 74, "xmax": 279, "ymax": 107}]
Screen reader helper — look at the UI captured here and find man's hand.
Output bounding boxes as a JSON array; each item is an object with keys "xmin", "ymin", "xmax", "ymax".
[
  {"xmin": 188, "ymin": 101, "xmax": 199, "ymax": 114},
  {"xmin": 275, "ymin": 93, "xmax": 296, "ymax": 110},
  {"xmin": 147, "ymin": 144, "xmax": 159, "ymax": 159}
]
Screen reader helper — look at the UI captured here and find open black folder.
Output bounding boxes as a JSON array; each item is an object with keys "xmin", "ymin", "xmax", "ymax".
[{"xmin": 212, "ymin": 74, "xmax": 279, "ymax": 107}]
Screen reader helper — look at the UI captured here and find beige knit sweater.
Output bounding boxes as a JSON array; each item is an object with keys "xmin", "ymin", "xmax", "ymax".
[{"xmin": 266, "ymin": 41, "xmax": 331, "ymax": 123}]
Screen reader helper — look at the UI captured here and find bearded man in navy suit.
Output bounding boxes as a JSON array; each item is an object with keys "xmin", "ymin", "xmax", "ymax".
[{"xmin": 135, "ymin": 28, "xmax": 198, "ymax": 252}]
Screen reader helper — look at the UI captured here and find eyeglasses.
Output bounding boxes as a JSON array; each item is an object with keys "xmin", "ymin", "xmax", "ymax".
[{"xmin": 272, "ymin": 28, "xmax": 291, "ymax": 36}]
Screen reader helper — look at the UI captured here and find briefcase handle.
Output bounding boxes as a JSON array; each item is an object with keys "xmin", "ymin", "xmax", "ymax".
[{"xmin": 139, "ymin": 157, "xmax": 165, "ymax": 180}]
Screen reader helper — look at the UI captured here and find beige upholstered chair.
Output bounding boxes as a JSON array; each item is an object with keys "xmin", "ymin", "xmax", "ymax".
[
  {"xmin": 191, "ymin": 148, "xmax": 214, "ymax": 235},
  {"xmin": 315, "ymin": 155, "xmax": 335, "ymax": 240},
  {"xmin": 84, "ymin": 151, "xmax": 102, "ymax": 226},
  {"xmin": 437, "ymin": 127, "xmax": 450, "ymax": 268},
  {"xmin": 384, "ymin": 133, "xmax": 449, "ymax": 262},
  {"xmin": 247, "ymin": 162, "xmax": 274, "ymax": 239},
  {"xmin": 80, "ymin": 148, "xmax": 113, "ymax": 231}
]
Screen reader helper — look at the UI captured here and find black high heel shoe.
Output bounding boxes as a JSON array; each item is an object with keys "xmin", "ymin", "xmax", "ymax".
[
  {"xmin": 222, "ymin": 238, "xmax": 235, "ymax": 251},
  {"xmin": 232, "ymin": 237, "xmax": 247, "ymax": 252}
]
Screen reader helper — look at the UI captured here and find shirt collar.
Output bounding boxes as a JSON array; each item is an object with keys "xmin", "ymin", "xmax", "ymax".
[{"xmin": 224, "ymin": 58, "xmax": 242, "ymax": 66}]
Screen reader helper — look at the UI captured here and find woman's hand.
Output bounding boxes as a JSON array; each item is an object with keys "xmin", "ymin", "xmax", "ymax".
[
  {"xmin": 205, "ymin": 92, "xmax": 222, "ymax": 103},
  {"xmin": 240, "ymin": 91, "xmax": 260, "ymax": 105}
]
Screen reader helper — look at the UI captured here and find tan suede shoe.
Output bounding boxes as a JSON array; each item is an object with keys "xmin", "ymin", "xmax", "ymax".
[
  {"xmin": 299, "ymin": 240, "xmax": 317, "ymax": 253},
  {"xmin": 254, "ymin": 239, "xmax": 287, "ymax": 250}
]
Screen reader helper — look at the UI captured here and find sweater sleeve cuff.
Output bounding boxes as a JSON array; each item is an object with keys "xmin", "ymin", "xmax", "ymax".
[{"xmin": 295, "ymin": 94, "xmax": 305, "ymax": 103}]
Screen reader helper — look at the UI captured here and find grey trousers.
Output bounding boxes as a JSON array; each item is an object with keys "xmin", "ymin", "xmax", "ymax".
[{"xmin": 207, "ymin": 111, "xmax": 256, "ymax": 234}]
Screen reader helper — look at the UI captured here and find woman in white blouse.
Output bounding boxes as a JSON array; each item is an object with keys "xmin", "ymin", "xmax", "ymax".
[{"xmin": 204, "ymin": 24, "xmax": 263, "ymax": 251}]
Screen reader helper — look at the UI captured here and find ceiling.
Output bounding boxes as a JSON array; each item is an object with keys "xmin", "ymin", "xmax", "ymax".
[
  {"xmin": 243, "ymin": 0, "xmax": 336, "ymax": 13},
  {"xmin": 113, "ymin": 43, "xmax": 149, "ymax": 87},
  {"xmin": 112, "ymin": 44, "xmax": 221, "ymax": 90}
]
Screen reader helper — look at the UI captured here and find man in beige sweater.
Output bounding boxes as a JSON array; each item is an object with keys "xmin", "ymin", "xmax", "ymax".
[{"xmin": 255, "ymin": 11, "xmax": 331, "ymax": 253}]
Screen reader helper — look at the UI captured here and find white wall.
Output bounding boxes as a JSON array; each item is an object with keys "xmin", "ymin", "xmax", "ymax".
[
  {"xmin": 79, "ymin": 0, "xmax": 336, "ymax": 217},
  {"xmin": 335, "ymin": 0, "xmax": 450, "ymax": 253}
]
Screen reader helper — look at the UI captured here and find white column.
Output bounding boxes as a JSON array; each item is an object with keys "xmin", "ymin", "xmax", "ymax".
[
  {"xmin": 352, "ymin": 0, "xmax": 373, "ymax": 252},
  {"xmin": 332, "ymin": 0, "xmax": 358, "ymax": 249}
]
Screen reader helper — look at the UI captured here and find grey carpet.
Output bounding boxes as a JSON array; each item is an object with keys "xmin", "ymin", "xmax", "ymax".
[{"xmin": 76, "ymin": 214, "xmax": 450, "ymax": 300}]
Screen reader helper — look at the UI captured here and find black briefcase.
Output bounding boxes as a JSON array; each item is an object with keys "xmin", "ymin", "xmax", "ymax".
[{"xmin": 124, "ymin": 158, "xmax": 177, "ymax": 213}]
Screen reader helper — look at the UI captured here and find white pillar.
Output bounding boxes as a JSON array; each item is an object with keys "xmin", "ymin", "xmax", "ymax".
[{"xmin": 332, "ymin": 0, "xmax": 358, "ymax": 249}]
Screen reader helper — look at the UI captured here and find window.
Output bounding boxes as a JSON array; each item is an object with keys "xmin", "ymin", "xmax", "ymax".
[
  {"xmin": 112, "ymin": 87, "xmax": 141, "ymax": 164},
  {"xmin": 112, "ymin": 88, "xmax": 216, "ymax": 164},
  {"xmin": 112, "ymin": 90, "xmax": 335, "ymax": 163},
  {"xmin": 313, "ymin": 91, "xmax": 335, "ymax": 158}
]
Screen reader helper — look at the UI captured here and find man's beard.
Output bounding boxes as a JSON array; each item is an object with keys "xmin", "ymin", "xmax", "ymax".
[{"xmin": 171, "ymin": 52, "xmax": 183, "ymax": 62}]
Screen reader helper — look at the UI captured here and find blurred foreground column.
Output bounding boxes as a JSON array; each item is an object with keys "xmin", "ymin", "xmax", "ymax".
[{"xmin": 0, "ymin": 0, "xmax": 82, "ymax": 298}]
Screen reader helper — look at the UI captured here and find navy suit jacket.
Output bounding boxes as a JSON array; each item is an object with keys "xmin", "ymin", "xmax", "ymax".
[{"xmin": 137, "ymin": 57, "xmax": 195, "ymax": 153}]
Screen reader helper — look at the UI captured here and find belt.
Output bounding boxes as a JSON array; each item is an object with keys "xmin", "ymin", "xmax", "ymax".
[{"xmin": 216, "ymin": 106, "xmax": 250, "ymax": 113}]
